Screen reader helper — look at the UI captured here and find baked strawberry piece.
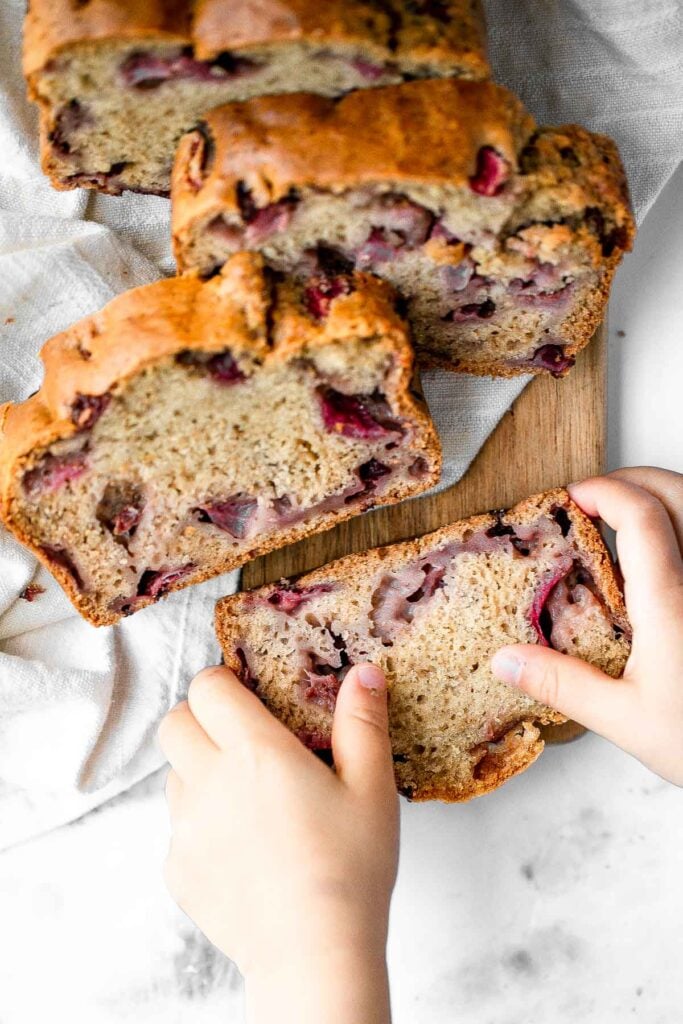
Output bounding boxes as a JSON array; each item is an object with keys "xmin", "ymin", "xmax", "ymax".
[
  {"xmin": 173, "ymin": 79, "xmax": 634, "ymax": 377},
  {"xmin": 24, "ymin": 0, "xmax": 488, "ymax": 195},
  {"xmin": 216, "ymin": 489, "xmax": 631, "ymax": 801},
  {"xmin": 0, "ymin": 254, "xmax": 440, "ymax": 626}
]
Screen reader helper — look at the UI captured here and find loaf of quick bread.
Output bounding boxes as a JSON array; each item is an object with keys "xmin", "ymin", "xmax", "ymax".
[
  {"xmin": 172, "ymin": 80, "xmax": 634, "ymax": 377},
  {"xmin": 216, "ymin": 489, "xmax": 631, "ymax": 801},
  {"xmin": 24, "ymin": 0, "xmax": 488, "ymax": 194},
  {"xmin": 0, "ymin": 254, "xmax": 441, "ymax": 625}
]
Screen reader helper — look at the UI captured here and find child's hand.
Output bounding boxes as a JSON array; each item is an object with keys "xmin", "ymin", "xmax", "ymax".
[
  {"xmin": 492, "ymin": 467, "xmax": 683, "ymax": 786},
  {"xmin": 158, "ymin": 662, "xmax": 398, "ymax": 1024}
]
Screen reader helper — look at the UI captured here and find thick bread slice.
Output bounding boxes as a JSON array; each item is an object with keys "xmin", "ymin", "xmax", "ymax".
[
  {"xmin": 24, "ymin": 0, "xmax": 488, "ymax": 194},
  {"xmin": 0, "ymin": 253, "xmax": 441, "ymax": 626},
  {"xmin": 216, "ymin": 489, "xmax": 631, "ymax": 801},
  {"xmin": 172, "ymin": 80, "xmax": 634, "ymax": 377}
]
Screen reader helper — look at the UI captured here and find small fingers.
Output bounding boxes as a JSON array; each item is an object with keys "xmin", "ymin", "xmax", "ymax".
[
  {"xmin": 567, "ymin": 476, "xmax": 683, "ymax": 612},
  {"xmin": 164, "ymin": 767, "xmax": 184, "ymax": 818},
  {"xmin": 332, "ymin": 664, "xmax": 397, "ymax": 810},
  {"xmin": 606, "ymin": 467, "xmax": 683, "ymax": 552},
  {"xmin": 157, "ymin": 700, "xmax": 219, "ymax": 779},
  {"xmin": 491, "ymin": 644, "xmax": 638, "ymax": 751},
  {"xmin": 187, "ymin": 664, "xmax": 303, "ymax": 754}
]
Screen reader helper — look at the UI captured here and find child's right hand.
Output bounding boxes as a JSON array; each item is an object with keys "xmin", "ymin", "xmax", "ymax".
[{"xmin": 492, "ymin": 467, "xmax": 683, "ymax": 786}]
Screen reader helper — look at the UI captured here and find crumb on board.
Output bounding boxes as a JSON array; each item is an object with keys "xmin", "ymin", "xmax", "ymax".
[
  {"xmin": 616, "ymin": 329, "xmax": 626, "ymax": 337},
  {"xmin": 20, "ymin": 583, "xmax": 46, "ymax": 602}
]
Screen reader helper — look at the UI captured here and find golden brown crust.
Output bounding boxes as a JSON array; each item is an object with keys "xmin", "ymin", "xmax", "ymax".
[
  {"xmin": 171, "ymin": 90, "xmax": 634, "ymax": 378},
  {"xmin": 171, "ymin": 80, "xmax": 534, "ymax": 246},
  {"xmin": 216, "ymin": 487, "xmax": 630, "ymax": 800},
  {"xmin": 0, "ymin": 253, "xmax": 442, "ymax": 625},
  {"xmin": 194, "ymin": 0, "xmax": 489, "ymax": 70},
  {"xmin": 23, "ymin": 1, "xmax": 190, "ymax": 81},
  {"xmin": 414, "ymin": 721, "xmax": 545, "ymax": 802},
  {"xmin": 523, "ymin": 125, "xmax": 634, "ymax": 241},
  {"xmin": 23, "ymin": 0, "xmax": 489, "ymax": 80}
]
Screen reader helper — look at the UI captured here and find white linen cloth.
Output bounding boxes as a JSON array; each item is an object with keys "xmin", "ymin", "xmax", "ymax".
[{"xmin": 0, "ymin": 0, "xmax": 680, "ymax": 850}]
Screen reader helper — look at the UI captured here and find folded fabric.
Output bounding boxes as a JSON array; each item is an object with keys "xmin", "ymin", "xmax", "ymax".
[{"xmin": 0, "ymin": 210, "xmax": 234, "ymax": 849}]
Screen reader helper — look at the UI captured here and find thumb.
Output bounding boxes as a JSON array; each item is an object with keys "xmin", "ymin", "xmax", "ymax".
[
  {"xmin": 491, "ymin": 645, "xmax": 637, "ymax": 747},
  {"xmin": 332, "ymin": 663, "xmax": 395, "ymax": 801}
]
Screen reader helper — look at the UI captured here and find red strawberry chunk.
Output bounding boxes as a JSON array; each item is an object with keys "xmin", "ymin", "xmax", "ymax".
[
  {"xmin": 235, "ymin": 648, "xmax": 259, "ymax": 691},
  {"xmin": 177, "ymin": 348, "xmax": 245, "ymax": 385},
  {"xmin": 137, "ymin": 563, "xmax": 196, "ymax": 599},
  {"xmin": 71, "ymin": 392, "xmax": 111, "ymax": 431},
  {"xmin": 356, "ymin": 197, "xmax": 433, "ymax": 266},
  {"xmin": 304, "ymin": 275, "xmax": 352, "ymax": 319},
  {"xmin": 266, "ymin": 583, "xmax": 334, "ymax": 613},
  {"xmin": 371, "ymin": 197, "xmax": 433, "ymax": 246},
  {"xmin": 370, "ymin": 556, "xmax": 450, "ymax": 643},
  {"xmin": 528, "ymin": 344, "xmax": 575, "ymax": 377},
  {"xmin": 245, "ymin": 200, "xmax": 296, "ymax": 245},
  {"xmin": 469, "ymin": 147, "xmax": 510, "ymax": 197},
  {"xmin": 303, "ymin": 670, "xmax": 342, "ymax": 713},
  {"xmin": 319, "ymin": 388, "xmax": 400, "ymax": 439},
  {"xmin": 356, "ymin": 226, "xmax": 403, "ymax": 266},
  {"xmin": 97, "ymin": 482, "xmax": 144, "ymax": 540},
  {"xmin": 120, "ymin": 49, "xmax": 257, "ymax": 88},
  {"xmin": 112, "ymin": 504, "xmax": 142, "ymax": 537},
  {"xmin": 350, "ymin": 58, "xmax": 386, "ymax": 81},
  {"xmin": 358, "ymin": 459, "xmax": 391, "ymax": 487},
  {"xmin": 48, "ymin": 100, "xmax": 90, "ymax": 155},
  {"xmin": 41, "ymin": 546, "xmax": 84, "ymax": 590},
  {"xmin": 196, "ymin": 496, "xmax": 259, "ymax": 538},
  {"xmin": 528, "ymin": 559, "xmax": 574, "ymax": 646},
  {"xmin": 23, "ymin": 450, "xmax": 88, "ymax": 498},
  {"xmin": 207, "ymin": 351, "xmax": 245, "ymax": 385},
  {"xmin": 407, "ymin": 562, "xmax": 446, "ymax": 604},
  {"xmin": 296, "ymin": 728, "xmax": 332, "ymax": 750}
]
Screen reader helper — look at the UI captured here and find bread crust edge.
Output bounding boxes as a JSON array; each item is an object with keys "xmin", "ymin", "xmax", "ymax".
[{"xmin": 215, "ymin": 487, "xmax": 630, "ymax": 801}]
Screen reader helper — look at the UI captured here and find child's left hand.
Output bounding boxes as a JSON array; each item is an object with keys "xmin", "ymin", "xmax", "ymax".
[{"xmin": 158, "ymin": 662, "xmax": 398, "ymax": 1024}]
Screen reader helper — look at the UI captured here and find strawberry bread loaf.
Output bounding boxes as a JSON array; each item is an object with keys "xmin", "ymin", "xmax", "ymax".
[
  {"xmin": 172, "ymin": 79, "xmax": 634, "ymax": 377},
  {"xmin": 0, "ymin": 254, "xmax": 441, "ymax": 626},
  {"xmin": 216, "ymin": 489, "xmax": 631, "ymax": 801},
  {"xmin": 24, "ymin": 0, "xmax": 488, "ymax": 195}
]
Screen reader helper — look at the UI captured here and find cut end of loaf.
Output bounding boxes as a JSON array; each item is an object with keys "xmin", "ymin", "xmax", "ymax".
[
  {"xmin": 0, "ymin": 255, "xmax": 441, "ymax": 625},
  {"xmin": 216, "ymin": 489, "xmax": 631, "ymax": 801},
  {"xmin": 24, "ymin": 1, "xmax": 488, "ymax": 194},
  {"xmin": 172, "ymin": 84, "xmax": 634, "ymax": 375}
]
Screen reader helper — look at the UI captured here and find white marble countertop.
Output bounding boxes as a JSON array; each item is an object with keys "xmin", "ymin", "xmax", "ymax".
[{"xmin": 0, "ymin": 170, "xmax": 680, "ymax": 1024}]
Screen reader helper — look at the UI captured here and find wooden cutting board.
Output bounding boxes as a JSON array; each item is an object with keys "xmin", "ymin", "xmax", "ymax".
[{"xmin": 244, "ymin": 325, "xmax": 607, "ymax": 743}]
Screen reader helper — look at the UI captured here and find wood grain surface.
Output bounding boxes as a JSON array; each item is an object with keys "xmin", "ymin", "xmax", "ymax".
[{"xmin": 243, "ymin": 326, "xmax": 607, "ymax": 744}]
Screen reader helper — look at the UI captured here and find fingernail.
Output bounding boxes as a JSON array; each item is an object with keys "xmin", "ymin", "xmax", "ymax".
[
  {"xmin": 491, "ymin": 650, "xmax": 524, "ymax": 686},
  {"xmin": 354, "ymin": 664, "xmax": 386, "ymax": 694}
]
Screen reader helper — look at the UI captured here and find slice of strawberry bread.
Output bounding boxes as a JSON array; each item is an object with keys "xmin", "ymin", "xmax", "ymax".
[
  {"xmin": 172, "ymin": 79, "xmax": 634, "ymax": 377},
  {"xmin": 216, "ymin": 489, "xmax": 631, "ymax": 801},
  {"xmin": 0, "ymin": 254, "xmax": 440, "ymax": 626},
  {"xmin": 24, "ymin": 0, "xmax": 488, "ymax": 195}
]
